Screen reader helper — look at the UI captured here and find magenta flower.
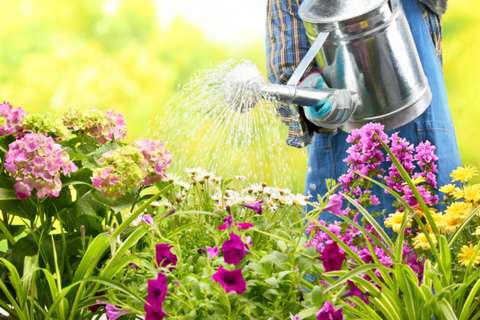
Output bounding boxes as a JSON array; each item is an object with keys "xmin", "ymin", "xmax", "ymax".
[
  {"xmin": 236, "ymin": 223, "xmax": 253, "ymax": 230},
  {"xmin": 105, "ymin": 305, "xmax": 130, "ymax": 320},
  {"xmin": 155, "ymin": 244, "xmax": 178, "ymax": 269},
  {"xmin": 207, "ymin": 246, "xmax": 220, "ymax": 260},
  {"xmin": 342, "ymin": 280, "xmax": 370, "ymax": 305},
  {"xmin": 323, "ymin": 195, "xmax": 344, "ymax": 215},
  {"xmin": 322, "ymin": 242, "xmax": 346, "ymax": 272},
  {"xmin": 222, "ymin": 233, "xmax": 248, "ymax": 266},
  {"xmin": 212, "ymin": 266, "xmax": 247, "ymax": 294},
  {"xmin": 218, "ymin": 215, "xmax": 233, "ymax": 230},
  {"xmin": 145, "ymin": 304, "xmax": 166, "ymax": 320},
  {"xmin": 245, "ymin": 236, "xmax": 253, "ymax": 247},
  {"xmin": 316, "ymin": 301, "xmax": 343, "ymax": 320},
  {"xmin": 242, "ymin": 200, "xmax": 264, "ymax": 215},
  {"xmin": 88, "ymin": 296, "xmax": 106, "ymax": 313},
  {"xmin": 145, "ymin": 273, "xmax": 168, "ymax": 314},
  {"xmin": 142, "ymin": 214, "xmax": 154, "ymax": 225}
]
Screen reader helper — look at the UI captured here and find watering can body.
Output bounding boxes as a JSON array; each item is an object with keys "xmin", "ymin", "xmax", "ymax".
[{"xmin": 294, "ymin": 0, "xmax": 432, "ymax": 132}]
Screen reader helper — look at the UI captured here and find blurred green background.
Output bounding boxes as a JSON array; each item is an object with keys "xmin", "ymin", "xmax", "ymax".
[{"xmin": 0, "ymin": 0, "xmax": 478, "ymax": 191}]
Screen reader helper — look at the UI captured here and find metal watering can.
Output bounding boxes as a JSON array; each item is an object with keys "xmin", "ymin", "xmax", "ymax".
[{"xmin": 259, "ymin": 0, "xmax": 432, "ymax": 132}]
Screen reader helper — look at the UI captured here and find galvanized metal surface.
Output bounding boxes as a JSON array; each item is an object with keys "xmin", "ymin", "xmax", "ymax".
[{"xmin": 298, "ymin": 0, "xmax": 431, "ymax": 131}]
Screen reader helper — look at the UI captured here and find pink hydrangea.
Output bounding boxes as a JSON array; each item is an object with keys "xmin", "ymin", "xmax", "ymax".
[
  {"xmin": 0, "ymin": 102, "xmax": 26, "ymax": 136},
  {"xmin": 5, "ymin": 133, "xmax": 77, "ymax": 199},
  {"xmin": 131, "ymin": 138, "xmax": 172, "ymax": 185},
  {"xmin": 92, "ymin": 109, "xmax": 127, "ymax": 144}
]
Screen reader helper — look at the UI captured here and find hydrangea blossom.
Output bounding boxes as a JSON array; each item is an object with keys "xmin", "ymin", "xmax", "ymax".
[
  {"xmin": 131, "ymin": 139, "xmax": 172, "ymax": 185},
  {"xmin": 22, "ymin": 112, "xmax": 70, "ymax": 141},
  {"xmin": 5, "ymin": 133, "xmax": 77, "ymax": 199},
  {"xmin": 62, "ymin": 106, "xmax": 127, "ymax": 144},
  {"xmin": 0, "ymin": 102, "xmax": 26, "ymax": 136},
  {"xmin": 91, "ymin": 145, "xmax": 147, "ymax": 198}
]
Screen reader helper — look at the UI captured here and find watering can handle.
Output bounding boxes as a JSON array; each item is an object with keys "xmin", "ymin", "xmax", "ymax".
[{"xmin": 286, "ymin": 32, "xmax": 330, "ymax": 87}]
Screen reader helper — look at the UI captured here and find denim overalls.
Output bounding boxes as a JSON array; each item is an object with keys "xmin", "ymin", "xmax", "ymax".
[{"xmin": 304, "ymin": 0, "xmax": 463, "ymax": 225}]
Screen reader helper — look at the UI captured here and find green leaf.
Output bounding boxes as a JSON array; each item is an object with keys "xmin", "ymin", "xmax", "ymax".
[
  {"xmin": 0, "ymin": 134, "xmax": 15, "ymax": 154},
  {"xmin": 75, "ymin": 214, "xmax": 103, "ymax": 236},
  {"xmin": 0, "ymin": 198, "xmax": 37, "ymax": 221},
  {"xmin": 311, "ymin": 285, "xmax": 323, "ymax": 308},
  {"xmin": 0, "ymin": 188, "xmax": 18, "ymax": 201},
  {"xmin": 90, "ymin": 190, "xmax": 136, "ymax": 213},
  {"xmin": 191, "ymin": 281, "xmax": 203, "ymax": 300}
]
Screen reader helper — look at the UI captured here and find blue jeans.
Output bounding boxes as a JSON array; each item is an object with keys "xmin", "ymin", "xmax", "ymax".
[{"xmin": 304, "ymin": 0, "xmax": 462, "ymax": 227}]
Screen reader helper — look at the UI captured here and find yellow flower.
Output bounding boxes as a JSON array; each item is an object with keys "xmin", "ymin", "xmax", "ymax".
[
  {"xmin": 412, "ymin": 232, "xmax": 437, "ymax": 250},
  {"xmin": 452, "ymin": 187, "xmax": 464, "ymax": 200},
  {"xmin": 426, "ymin": 212, "xmax": 445, "ymax": 232},
  {"xmin": 403, "ymin": 176, "xmax": 426, "ymax": 186},
  {"xmin": 438, "ymin": 214, "xmax": 465, "ymax": 234},
  {"xmin": 445, "ymin": 202, "xmax": 474, "ymax": 219},
  {"xmin": 451, "ymin": 165, "xmax": 478, "ymax": 184},
  {"xmin": 384, "ymin": 211, "xmax": 412, "ymax": 233},
  {"xmin": 458, "ymin": 244, "xmax": 480, "ymax": 266},
  {"xmin": 464, "ymin": 185, "xmax": 480, "ymax": 203},
  {"xmin": 472, "ymin": 226, "xmax": 480, "ymax": 237},
  {"xmin": 439, "ymin": 184, "xmax": 457, "ymax": 195}
]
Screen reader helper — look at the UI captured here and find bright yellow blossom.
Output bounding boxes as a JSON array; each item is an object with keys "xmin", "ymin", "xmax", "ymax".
[
  {"xmin": 464, "ymin": 185, "xmax": 480, "ymax": 203},
  {"xmin": 439, "ymin": 184, "xmax": 457, "ymax": 195},
  {"xmin": 458, "ymin": 244, "xmax": 480, "ymax": 266},
  {"xmin": 412, "ymin": 232, "xmax": 437, "ymax": 250},
  {"xmin": 426, "ymin": 212, "xmax": 445, "ymax": 232},
  {"xmin": 384, "ymin": 211, "xmax": 412, "ymax": 233},
  {"xmin": 403, "ymin": 176, "xmax": 426, "ymax": 186},
  {"xmin": 438, "ymin": 214, "xmax": 465, "ymax": 234},
  {"xmin": 445, "ymin": 202, "xmax": 474, "ymax": 219},
  {"xmin": 451, "ymin": 165, "xmax": 478, "ymax": 184},
  {"xmin": 452, "ymin": 187, "xmax": 464, "ymax": 200}
]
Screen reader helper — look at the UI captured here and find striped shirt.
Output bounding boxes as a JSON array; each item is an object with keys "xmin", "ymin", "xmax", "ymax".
[{"xmin": 266, "ymin": 0, "xmax": 446, "ymax": 149}]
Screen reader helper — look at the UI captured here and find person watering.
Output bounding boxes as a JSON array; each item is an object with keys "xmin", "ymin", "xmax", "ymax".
[{"xmin": 266, "ymin": 0, "xmax": 462, "ymax": 224}]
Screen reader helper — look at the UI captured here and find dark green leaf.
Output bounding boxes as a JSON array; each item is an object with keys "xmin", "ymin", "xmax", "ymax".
[
  {"xmin": 74, "ymin": 215, "xmax": 103, "ymax": 237},
  {"xmin": 0, "ymin": 188, "xmax": 18, "ymax": 201},
  {"xmin": 90, "ymin": 190, "xmax": 136, "ymax": 213},
  {"xmin": 0, "ymin": 199, "xmax": 37, "ymax": 221},
  {"xmin": 0, "ymin": 134, "xmax": 15, "ymax": 154},
  {"xmin": 0, "ymin": 225, "xmax": 25, "ymax": 241}
]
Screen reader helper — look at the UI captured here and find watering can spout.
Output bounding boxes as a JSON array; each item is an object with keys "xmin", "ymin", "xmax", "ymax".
[{"xmin": 261, "ymin": 83, "xmax": 348, "ymax": 108}]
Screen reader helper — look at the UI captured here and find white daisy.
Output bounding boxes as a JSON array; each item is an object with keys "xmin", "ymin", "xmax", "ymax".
[
  {"xmin": 279, "ymin": 195, "xmax": 293, "ymax": 206},
  {"xmin": 235, "ymin": 175, "xmax": 247, "ymax": 181},
  {"xmin": 266, "ymin": 199, "xmax": 278, "ymax": 212},
  {"xmin": 250, "ymin": 183, "xmax": 263, "ymax": 194},
  {"xmin": 214, "ymin": 203, "xmax": 226, "ymax": 211},
  {"xmin": 162, "ymin": 173, "xmax": 181, "ymax": 184},
  {"xmin": 160, "ymin": 201, "xmax": 173, "ymax": 208},
  {"xmin": 291, "ymin": 193, "xmax": 309, "ymax": 206},
  {"xmin": 150, "ymin": 201, "xmax": 162, "ymax": 208},
  {"xmin": 178, "ymin": 182, "xmax": 191, "ymax": 191},
  {"xmin": 185, "ymin": 167, "xmax": 203, "ymax": 177}
]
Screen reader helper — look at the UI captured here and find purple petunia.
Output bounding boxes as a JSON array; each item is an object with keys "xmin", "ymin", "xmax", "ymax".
[
  {"xmin": 323, "ymin": 195, "xmax": 344, "ymax": 215},
  {"xmin": 316, "ymin": 301, "xmax": 343, "ymax": 320},
  {"xmin": 242, "ymin": 200, "xmax": 264, "ymax": 215},
  {"xmin": 342, "ymin": 280, "xmax": 370, "ymax": 305},
  {"xmin": 222, "ymin": 233, "xmax": 248, "ymax": 266},
  {"xmin": 155, "ymin": 243, "xmax": 178, "ymax": 270},
  {"xmin": 145, "ymin": 273, "xmax": 168, "ymax": 314},
  {"xmin": 218, "ymin": 215, "xmax": 233, "ymax": 230},
  {"xmin": 105, "ymin": 305, "xmax": 130, "ymax": 320},
  {"xmin": 322, "ymin": 242, "xmax": 346, "ymax": 272},
  {"xmin": 145, "ymin": 304, "xmax": 166, "ymax": 320},
  {"xmin": 207, "ymin": 246, "xmax": 220, "ymax": 260},
  {"xmin": 212, "ymin": 266, "xmax": 247, "ymax": 294}
]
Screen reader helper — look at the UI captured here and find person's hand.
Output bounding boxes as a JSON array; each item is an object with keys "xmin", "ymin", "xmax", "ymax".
[{"xmin": 299, "ymin": 73, "xmax": 357, "ymax": 129}]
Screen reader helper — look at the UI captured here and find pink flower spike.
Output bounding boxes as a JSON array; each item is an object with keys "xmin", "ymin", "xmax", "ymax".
[
  {"xmin": 207, "ymin": 246, "xmax": 220, "ymax": 260},
  {"xmin": 323, "ymin": 194, "xmax": 344, "ymax": 215},
  {"xmin": 212, "ymin": 266, "xmax": 247, "ymax": 294}
]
